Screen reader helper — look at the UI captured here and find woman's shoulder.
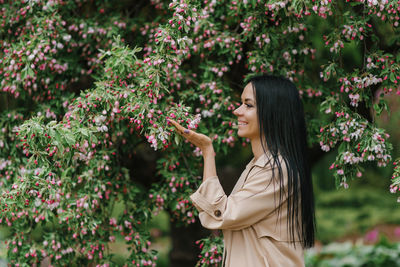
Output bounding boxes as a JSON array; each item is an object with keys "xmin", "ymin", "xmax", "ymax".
[
  {"xmin": 252, "ymin": 152, "xmax": 287, "ymax": 171},
  {"xmin": 248, "ymin": 153, "xmax": 289, "ymax": 186}
]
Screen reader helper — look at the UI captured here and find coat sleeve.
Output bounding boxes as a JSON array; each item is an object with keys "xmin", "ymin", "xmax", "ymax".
[{"xmin": 190, "ymin": 164, "xmax": 287, "ymax": 231}]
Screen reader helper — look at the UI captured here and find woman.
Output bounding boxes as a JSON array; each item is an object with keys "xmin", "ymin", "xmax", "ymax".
[{"xmin": 169, "ymin": 75, "xmax": 316, "ymax": 267}]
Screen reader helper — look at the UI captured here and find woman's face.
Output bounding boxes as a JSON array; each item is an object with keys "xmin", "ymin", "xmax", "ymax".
[{"xmin": 233, "ymin": 83, "xmax": 259, "ymax": 140}]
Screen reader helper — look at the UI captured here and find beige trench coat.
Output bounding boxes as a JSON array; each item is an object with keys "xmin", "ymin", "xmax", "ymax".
[{"xmin": 190, "ymin": 152, "xmax": 304, "ymax": 267}]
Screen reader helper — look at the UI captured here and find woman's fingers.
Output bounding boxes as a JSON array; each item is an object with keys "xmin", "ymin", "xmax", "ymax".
[
  {"xmin": 168, "ymin": 119, "xmax": 191, "ymax": 136},
  {"xmin": 168, "ymin": 119, "xmax": 199, "ymax": 145},
  {"xmin": 168, "ymin": 119, "xmax": 212, "ymax": 150},
  {"xmin": 168, "ymin": 119, "xmax": 183, "ymax": 133}
]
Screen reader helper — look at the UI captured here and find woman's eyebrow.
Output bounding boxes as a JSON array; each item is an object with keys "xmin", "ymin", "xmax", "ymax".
[{"xmin": 244, "ymin": 98, "xmax": 254, "ymax": 103}]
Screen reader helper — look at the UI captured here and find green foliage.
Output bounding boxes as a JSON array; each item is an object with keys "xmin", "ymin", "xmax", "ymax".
[
  {"xmin": 305, "ymin": 238, "xmax": 400, "ymax": 267},
  {"xmin": 1, "ymin": 0, "xmax": 400, "ymax": 266},
  {"xmin": 195, "ymin": 235, "xmax": 224, "ymax": 267},
  {"xmin": 315, "ymin": 187, "xmax": 400, "ymax": 243}
]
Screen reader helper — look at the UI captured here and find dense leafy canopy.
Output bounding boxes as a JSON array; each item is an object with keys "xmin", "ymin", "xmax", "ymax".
[{"xmin": 0, "ymin": 0, "xmax": 399, "ymax": 266}]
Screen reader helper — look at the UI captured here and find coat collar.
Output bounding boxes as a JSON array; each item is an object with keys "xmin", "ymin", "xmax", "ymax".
[
  {"xmin": 232, "ymin": 151, "xmax": 274, "ymax": 194},
  {"xmin": 248, "ymin": 150, "xmax": 273, "ymax": 168}
]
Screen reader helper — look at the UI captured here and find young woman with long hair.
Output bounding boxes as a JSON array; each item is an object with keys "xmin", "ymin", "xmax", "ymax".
[{"xmin": 170, "ymin": 75, "xmax": 316, "ymax": 267}]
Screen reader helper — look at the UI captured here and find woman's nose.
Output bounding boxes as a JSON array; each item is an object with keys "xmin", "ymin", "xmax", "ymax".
[{"xmin": 233, "ymin": 106, "xmax": 241, "ymax": 116}]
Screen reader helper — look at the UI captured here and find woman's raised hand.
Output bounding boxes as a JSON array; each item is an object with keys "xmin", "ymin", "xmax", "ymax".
[{"xmin": 168, "ymin": 119, "xmax": 214, "ymax": 155}]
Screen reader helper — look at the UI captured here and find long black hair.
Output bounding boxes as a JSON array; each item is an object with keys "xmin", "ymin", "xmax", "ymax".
[{"xmin": 249, "ymin": 74, "xmax": 315, "ymax": 249}]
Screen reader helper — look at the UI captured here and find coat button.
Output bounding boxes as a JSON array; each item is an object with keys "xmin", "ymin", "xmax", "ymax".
[{"xmin": 214, "ymin": 210, "xmax": 222, "ymax": 217}]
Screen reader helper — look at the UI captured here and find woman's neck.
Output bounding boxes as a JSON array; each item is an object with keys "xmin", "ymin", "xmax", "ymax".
[{"xmin": 250, "ymin": 137, "xmax": 265, "ymax": 160}]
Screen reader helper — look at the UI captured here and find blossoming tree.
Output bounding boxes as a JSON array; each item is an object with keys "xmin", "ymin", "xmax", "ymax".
[{"xmin": 0, "ymin": 0, "xmax": 399, "ymax": 266}]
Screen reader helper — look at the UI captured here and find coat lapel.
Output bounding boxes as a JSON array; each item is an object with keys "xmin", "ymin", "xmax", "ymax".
[
  {"xmin": 231, "ymin": 152, "xmax": 273, "ymax": 194},
  {"xmin": 231, "ymin": 159, "xmax": 255, "ymax": 194}
]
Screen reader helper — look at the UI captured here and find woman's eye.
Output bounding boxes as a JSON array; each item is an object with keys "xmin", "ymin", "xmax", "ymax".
[{"xmin": 245, "ymin": 103, "xmax": 253, "ymax": 108}]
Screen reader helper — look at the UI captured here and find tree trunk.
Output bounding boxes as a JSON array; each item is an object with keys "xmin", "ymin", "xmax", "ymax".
[{"xmin": 169, "ymin": 220, "xmax": 210, "ymax": 267}]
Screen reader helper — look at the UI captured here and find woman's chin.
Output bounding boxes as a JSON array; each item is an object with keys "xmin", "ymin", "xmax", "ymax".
[{"xmin": 237, "ymin": 130, "xmax": 246, "ymax": 138}]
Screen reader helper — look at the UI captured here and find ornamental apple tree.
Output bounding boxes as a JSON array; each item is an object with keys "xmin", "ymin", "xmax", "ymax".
[{"xmin": 0, "ymin": 0, "xmax": 399, "ymax": 266}]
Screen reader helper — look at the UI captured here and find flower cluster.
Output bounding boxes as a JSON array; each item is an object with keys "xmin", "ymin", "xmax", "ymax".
[
  {"xmin": 389, "ymin": 159, "xmax": 400, "ymax": 201},
  {"xmin": 338, "ymin": 75, "xmax": 383, "ymax": 107},
  {"xmin": 195, "ymin": 235, "xmax": 224, "ymax": 267},
  {"xmin": 363, "ymin": 0, "xmax": 400, "ymax": 27},
  {"xmin": 310, "ymin": 1, "xmax": 334, "ymax": 19},
  {"xmin": 319, "ymin": 108, "xmax": 393, "ymax": 188},
  {"xmin": 342, "ymin": 24, "xmax": 366, "ymax": 41},
  {"xmin": 299, "ymin": 87, "xmax": 323, "ymax": 98},
  {"xmin": 0, "ymin": 0, "xmax": 127, "ymax": 103},
  {"xmin": 149, "ymin": 155, "xmax": 201, "ymax": 225},
  {"xmin": 323, "ymin": 19, "xmax": 368, "ymax": 54}
]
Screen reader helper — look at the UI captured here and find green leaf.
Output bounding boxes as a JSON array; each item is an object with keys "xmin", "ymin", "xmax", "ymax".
[
  {"xmin": 64, "ymin": 132, "xmax": 75, "ymax": 146},
  {"xmin": 390, "ymin": 72, "xmax": 395, "ymax": 83},
  {"xmin": 80, "ymin": 128, "xmax": 89, "ymax": 137},
  {"xmin": 338, "ymin": 142, "xmax": 346, "ymax": 154},
  {"xmin": 174, "ymin": 134, "xmax": 180, "ymax": 146},
  {"xmin": 373, "ymin": 103, "xmax": 384, "ymax": 116}
]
